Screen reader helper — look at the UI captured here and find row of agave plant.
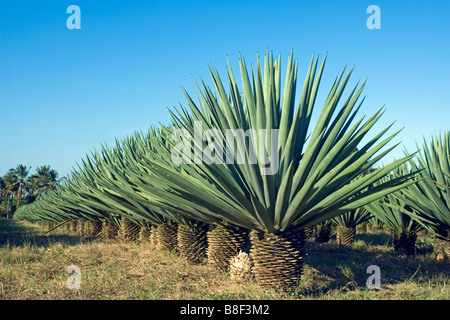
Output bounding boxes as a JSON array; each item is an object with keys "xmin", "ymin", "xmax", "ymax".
[{"xmin": 14, "ymin": 51, "xmax": 449, "ymax": 290}]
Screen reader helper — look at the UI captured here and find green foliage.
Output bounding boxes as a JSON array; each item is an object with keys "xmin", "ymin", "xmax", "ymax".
[
  {"xmin": 396, "ymin": 131, "xmax": 450, "ymax": 239},
  {"xmin": 0, "ymin": 165, "xmax": 60, "ymax": 218},
  {"xmin": 332, "ymin": 207, "xmax": 371, "ymax": 228},
  {"xmin": 366, "ymin": 164, "xmax": 423, "ymax": 234},
  {"xmin": 130, "ymin": 51, "xmax": 416, "ymax": 234},
  {"xmin": 15, "ymin": 51, "xmax": 429, "ymax": 241}
]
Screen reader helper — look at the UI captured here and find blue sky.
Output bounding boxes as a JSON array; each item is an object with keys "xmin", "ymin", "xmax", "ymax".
[{"xmin": 1, "ymin": 0, "xmax": 449, "ymax": 177}]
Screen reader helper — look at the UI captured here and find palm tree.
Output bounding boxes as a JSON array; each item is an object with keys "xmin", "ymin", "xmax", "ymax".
[
  {"xmin": 3, "ymin": 170, "xmax": 18, "ymax": 218},
  {"xmin": 12, "ymin": 164, "xmax": 31, "ymax": 212},
  {"xmin": 27, "ymin": 165, "xmax": 59, "ymax": 201},
  {"xmin": 45, "ymin": 168, "xmax": 59, "ymax": 190},
  {"xmin": 0, "ymin": 176, "xmax": 6, "ymax": 203}
]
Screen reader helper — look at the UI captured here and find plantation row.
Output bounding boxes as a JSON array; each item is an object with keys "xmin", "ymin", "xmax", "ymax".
[{"xmin": 14, "ymin": 52, "xmax": 449, "ymax": 290}]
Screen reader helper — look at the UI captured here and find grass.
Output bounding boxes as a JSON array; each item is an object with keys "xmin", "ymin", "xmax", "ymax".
[{"xmin": 0, "ymin": 219, "xmax": 448, "ymax": 300}]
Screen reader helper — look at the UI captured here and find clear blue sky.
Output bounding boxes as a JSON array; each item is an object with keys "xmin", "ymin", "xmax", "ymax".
[{"xmin": 1, "ymin": 0, "xmax": 449, "ymax": 178}]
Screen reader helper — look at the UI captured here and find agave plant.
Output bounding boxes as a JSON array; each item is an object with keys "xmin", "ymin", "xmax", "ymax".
[
  {"xmin": 123, "ymin": 127, "xmax": 241, "ymax": 267},
  {"xmin": 332, "ymin": 206, "xmax": 371, "ymax": 245},
  {"xmin": 314, "ymin": 220, "xmax": 333, "ymax": 243},
  {"xmin": 16, "ymin": 123, "xmax": 212, "ymax": 262},
  {"xmin": 131, "ymin": 51, "xmax": 417, "ymax": 289},
  {"xmin": 14, "ymin": 177, "xmax": 107, "ymax": 226},
  {"xmin": 118, "ymin": 127, "xmax": 216, "ymax": 260},
  {"xmin": 366, "ymin": 164, "xmax": 424, "ymax": 256},
  {"xmin": 392, "ymin": 132, "xmax": 450, "ymax": 260},
  {"xmin": 363, "ymin": 214, "xmax": 385, "ymax": 232},
  {"xmin": 397, "ymin": 132, "xmax": 450, "ymax": 240}
]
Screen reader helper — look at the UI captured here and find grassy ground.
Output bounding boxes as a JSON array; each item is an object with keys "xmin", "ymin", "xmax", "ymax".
[{"xmin": 0, "ymin": 218, "xmax": 448, "ymax": 300}]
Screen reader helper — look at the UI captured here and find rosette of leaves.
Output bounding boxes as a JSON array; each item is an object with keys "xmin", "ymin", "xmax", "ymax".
[
  {"xmin": 397, "ymin": 132, "xmax": 450, "ymax": 240},
  {"xmin": 332, "ymin": 175, "xmax": 372, "ymax": 245},
  {"xmin": 393, "ymin": 132, "xmax": 450, "ymax": 260},
  {"xmin": 366, "ymin": 164, "xmax": 424, "ymax": 256},
  {"xmin": 332, "ymin": 206, "xmax": 371, "ymax": 245},
  {"xmin": 134, "ymin": 51, "xmax": 417, "ymax": 289}
]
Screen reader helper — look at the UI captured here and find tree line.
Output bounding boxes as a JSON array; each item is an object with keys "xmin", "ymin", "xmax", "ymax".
[{"xmin": 0, "ymin": 164, "xmax": 60, "ymax": 219}]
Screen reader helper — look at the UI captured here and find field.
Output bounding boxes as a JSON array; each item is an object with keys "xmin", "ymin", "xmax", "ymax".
[{"xmin": 1, "ymin": 218, "xmax": 448, "ymax": 300}]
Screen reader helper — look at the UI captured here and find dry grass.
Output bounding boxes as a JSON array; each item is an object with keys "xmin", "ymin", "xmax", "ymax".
[{"xmin": 0, "ymin": 219, "xmax": 448, "ymax": 300}]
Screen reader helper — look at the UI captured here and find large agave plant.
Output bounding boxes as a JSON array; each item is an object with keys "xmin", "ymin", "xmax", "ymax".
[
  {"xmin": 396, "ymin": 132, "xmax": 450, "ymax": 240},
  {"xmin": 392, "ymin": 132, "xmax": 450, "ymax": 260},
  {"xmin": 132, "ymin": 51, "xmax": 417, "ymax": 289}
]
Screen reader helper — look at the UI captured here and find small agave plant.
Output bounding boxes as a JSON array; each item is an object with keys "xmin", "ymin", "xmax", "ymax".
[
  {"xmin": 366, "ymin": 166, "xmax": 424, "ymax": 256},
  {"xmin": 332, "ymin": 174, "xmax": 373, "ymax": 245},
  {"xmin": 137, "ymin": 51, "xmax": 417, "ymax": 290},
  {"xmin": 333, "ymin": 206, "xmax": 371, "ymax": 246}
]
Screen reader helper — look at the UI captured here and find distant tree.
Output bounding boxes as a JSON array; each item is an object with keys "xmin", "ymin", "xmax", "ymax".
[
  {"xmin": 3, "ymin": 170, "xmax": 18, "ymax": 219},
  {"xmin": 12, "ymin": 164, "xmax": 31, "ymax": 212},
  {"xmin": 27, "ymin": 165, "xmax": 59, "ymax": 201},
  {"xmin": 0, "ymin": 176, "xmax": 6, "ymax": 203},
  {"xmin": 1, "ymin": 165, "xmax": 60, "ymax": 216}
]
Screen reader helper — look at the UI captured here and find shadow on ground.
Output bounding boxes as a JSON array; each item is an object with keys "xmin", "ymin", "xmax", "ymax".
[
  {"xmin": 0, "ymin": 218, "xmax": 94, "ymax": 248},
  {"xmin": 300, "ymin": 232, "xmax": 449, "ymax": 297}
]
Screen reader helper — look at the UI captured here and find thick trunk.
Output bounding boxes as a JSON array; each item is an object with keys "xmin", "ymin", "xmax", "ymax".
[
  {"xmin": 102, "ymin": 219, "xmax": 119, "ymax": 239},
  {"xmin": 434, "ymin": 229, "xmax": 449, "ymax": 262},
  {"xmin": 46, "ymin": 222, "xmax": 54, "ymax": 231},
  {"xmin": 304, "ymin": 226, "xmax": 314, "ymax": 239},
  {"xmin": 119, "ymin": 217, "xmax": 141, "ymax": 242},
  {"xmin": 88, "ymin": 220, "xmax": 103, "ymax": 237},
  {"xmin": 69, "ymin": 220, "xmax": 79, "ymax": 234},
  {"xmin": 250, "ymin": 229, "xmax": 306, "ymax": 290},
  {"xmin": 64, "ymin": 220, "xmax": 71, "ymax": 232},
  {"xmin": 138, "ymin": 227, "xmax": 152, "ymax": 243},
  {"xmin": 315, "ymin": 224, "xmax": 332, "ymax": 243},
  {"xmin": 156, "ymin": 223, "xmax": 178, "ymax": 251},
  {"xmin": 393, "ymin": 231, "xmax": 417, "ymax": 256},
  {"xmin": 177, "ymin": 224, "xmax": 208, "ymax": 264},
  {"xmin": 76, "ymin": 220, "xmax": 86, "ymax": 235},
  {"xmin": 336, "ymin": 226, "xmax": 356, "ymax": 246},
  {"xmin": 207, "ymin": 225, "xmax": 249, "ymax": 271}
]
